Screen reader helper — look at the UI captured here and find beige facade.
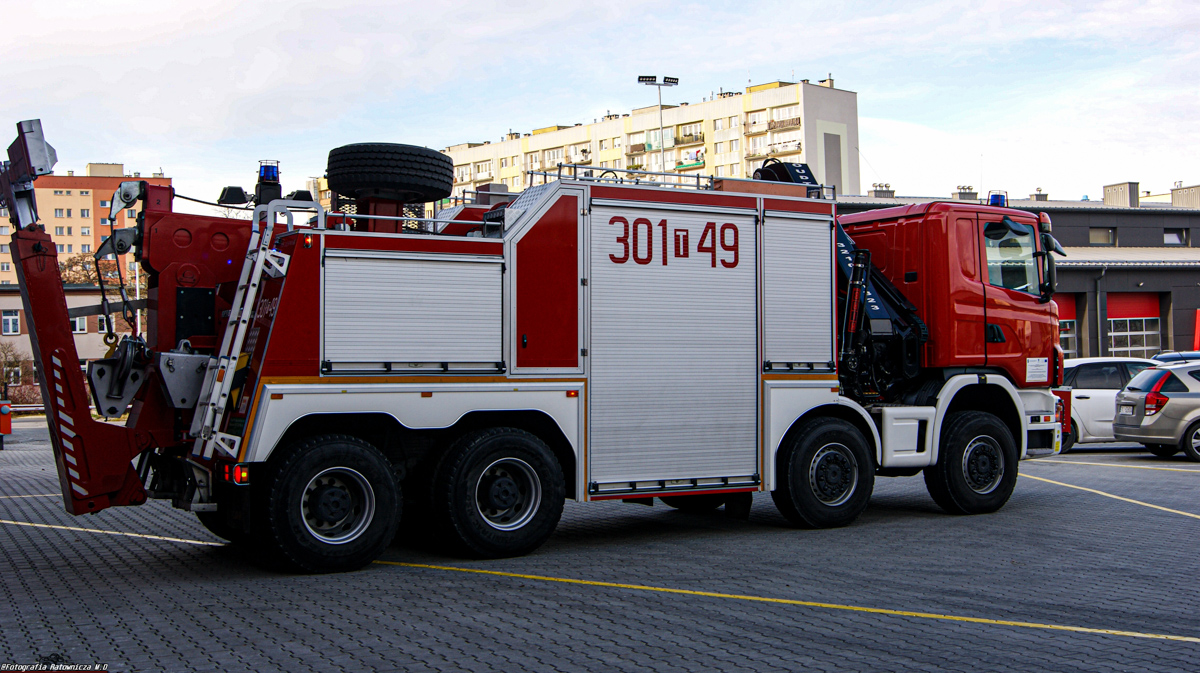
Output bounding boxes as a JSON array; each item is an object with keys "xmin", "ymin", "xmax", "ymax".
[{"xmin": 443, "ymin": 79, "xmax": 860, "ymax": 200}]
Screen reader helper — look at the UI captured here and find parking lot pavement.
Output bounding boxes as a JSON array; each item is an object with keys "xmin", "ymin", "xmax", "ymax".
[{"xmin": 2, "ymin": 417, "xmax": 1199, "ymax": 673}]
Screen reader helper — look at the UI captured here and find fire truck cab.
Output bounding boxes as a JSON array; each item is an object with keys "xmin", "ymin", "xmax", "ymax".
[{"xmin": 2, "ymin": 122, "xmax": 1063, "ymax": 573}]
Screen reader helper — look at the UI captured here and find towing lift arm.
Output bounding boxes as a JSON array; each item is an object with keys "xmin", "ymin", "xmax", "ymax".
[{"xmin": 2, "ymin": 120, "xmax": 156, "ymax": 514}]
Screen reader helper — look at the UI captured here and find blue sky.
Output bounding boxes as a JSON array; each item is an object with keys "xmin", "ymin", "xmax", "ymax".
[{"xmin": 3, "ymin": 0, "xmax": 1196, "ymax": 212}]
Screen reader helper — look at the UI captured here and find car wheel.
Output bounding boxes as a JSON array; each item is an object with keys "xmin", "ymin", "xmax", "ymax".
[
  {"xmin": 1145, "ymin": 443, "xmax": 1179, "ymax": 459},
  {"xmin": 262, "ymin": 435, "xmax": 401, "ymax": 573},
  {"xmin": 1060, "ymin": 421, "xmax": 1077, "ymax": 453},
  {"xmin": 432, "ymin": 428, "xmax": 565, "ymax": 558},
  {"xmin": 924, "ymin": 411, "xmax": 1019, "ymax": 515},
  {"xmin": 771, "ymin": 417, "xmax": 874, "ymax": 528},
  {"xmin": 660, "ymin": 494, "xmax": 727, "ymax": 513},
  {"xmin": 1179, "ymin": 421, "xmax": 1200, "ymax": 462}
]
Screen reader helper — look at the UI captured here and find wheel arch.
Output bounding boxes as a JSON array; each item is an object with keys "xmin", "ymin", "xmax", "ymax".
[
  {"xmin": 768, "ymin": 400, "xmax": 881, "ymax": 491},
  {"xmin": 935, "ymin": 376, "xmax": 1026, "ymax": 459}
]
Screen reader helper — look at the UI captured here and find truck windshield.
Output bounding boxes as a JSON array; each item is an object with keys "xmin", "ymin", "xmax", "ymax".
[{"xmin": 983, "ymin": 218, "xmax": 1038, "ymax": 294}]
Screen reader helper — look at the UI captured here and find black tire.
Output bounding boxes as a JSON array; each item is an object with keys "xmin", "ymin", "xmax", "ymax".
[
  {"xmin": 1145, "ymin": 443, "xmax": 1179, "ymax": 459},
  {"xmin": 326, "ymin": 143, "xmax": 453, "ymax": 203},
  {"xmin": 924, "ymin": 411, "xmax": 1018, "ymax": 515},
  {"xmin": 432, "ymin": 428, "xmax": 565, "ymax": 558},
  {"xmin": 1060, "ymin": 421, "xmax": 1077, "ymax": 454},
  {"xmin": 771, "ymin": 418, "xmax": 874, "ymax": 528},
  {"xmin": 1178, "ymin": 421, "xmax": 1200, "ymax": 462},
  {"xmin": 195, "ymin": 511, "xmax": 244, "ymax": 544},
  {"xmin": 261, "ymin": 435, "xmax": 401, "ymax": 573},
  {"xmin": 660, "ymin": 494, "xmax": 726, "ymax": 513}
]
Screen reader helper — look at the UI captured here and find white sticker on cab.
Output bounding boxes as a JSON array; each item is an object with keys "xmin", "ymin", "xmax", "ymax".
[{"xmin": 1026, "ymin": 357, "xmax": 1049, "ymax": 383}]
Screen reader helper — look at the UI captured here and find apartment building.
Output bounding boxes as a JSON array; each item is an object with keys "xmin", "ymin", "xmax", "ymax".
[
  {"xmin": 0, "ymin": 163, "xmax": 171, "ymax": 287},
  {"xmin": 442, "ymin": 78, "xmax": 860, "ymax": 200}
]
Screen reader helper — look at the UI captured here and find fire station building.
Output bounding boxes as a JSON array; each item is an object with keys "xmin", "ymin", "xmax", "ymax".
[{"xmin": 839, "ymin": 186, "xmax": 1200, "ymax": 359}]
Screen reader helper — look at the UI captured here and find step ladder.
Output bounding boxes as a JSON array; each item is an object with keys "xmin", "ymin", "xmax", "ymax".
[{"xmin": 191, "ymin": 205, "xmax": 291, "ymax": 459}]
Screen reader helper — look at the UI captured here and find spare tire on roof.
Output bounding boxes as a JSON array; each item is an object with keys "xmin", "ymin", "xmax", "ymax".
[{"xmin": 326, "ymin": 143, "xmax": 454, "ymax": 203}]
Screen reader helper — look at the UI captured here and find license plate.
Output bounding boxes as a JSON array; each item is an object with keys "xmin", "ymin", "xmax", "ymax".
[{"xmin": 1120, "ymin": 404, "xmax": 1134, "ymax": 415}]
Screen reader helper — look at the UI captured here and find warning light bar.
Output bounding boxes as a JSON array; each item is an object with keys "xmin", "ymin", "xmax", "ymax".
[{"xmin": 258, "ymin": 160, "xmax": 280, "ymax": 184}]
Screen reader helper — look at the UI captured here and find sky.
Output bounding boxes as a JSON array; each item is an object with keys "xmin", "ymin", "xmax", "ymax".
[{"xmin": 2, "ymin": 0, "xmax": 1197, "ymax": 214}]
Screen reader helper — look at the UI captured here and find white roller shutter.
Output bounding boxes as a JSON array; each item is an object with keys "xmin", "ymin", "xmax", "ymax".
[
  {"xmin": 323, "ymin": 252, "xmax": 503, "ymax": 366},
  {"xmin": 588, "ymin": 205, "xmax": 759, "ymax": 483},
  {"xmin": 762, "ymin": 212, "xmax": 835, "ymax": 367}
]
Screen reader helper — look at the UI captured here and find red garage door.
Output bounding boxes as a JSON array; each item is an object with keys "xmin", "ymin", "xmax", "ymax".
[{"xmin": 1107, "ymin": 292, "xmax": 1159, "ymax": 358}]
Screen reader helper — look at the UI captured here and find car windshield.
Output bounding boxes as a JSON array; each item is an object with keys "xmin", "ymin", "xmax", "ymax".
[{"xmin": 1126, "ymin": 368, "xmax": 1166, "ymax": 391}]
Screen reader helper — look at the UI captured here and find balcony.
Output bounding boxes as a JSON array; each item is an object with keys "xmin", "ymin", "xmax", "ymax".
[
  {"xmin": 675, "ymin": 160, "xmax": 705, "ymax": 170},
  {"xmin": 768, "ymin": 117, "xmax": 801, "ymax": 131},
  {"xmin": 744, "ymin": 122, "xmax": 769, "ymax": 136},
  {"xmin": 674, "ymin": 132, "xmax": 704, "ymax": 147},
  {"xmin": 474, "ymin": 170, "xmax": 493, "ymax": 181},
  {"xmin": 627, "ymin": 143, "xmax": 646, "ymax": 154},
  {"xmin": 768, "ymin": 141, "xmax": 802, "ymax": 155}
]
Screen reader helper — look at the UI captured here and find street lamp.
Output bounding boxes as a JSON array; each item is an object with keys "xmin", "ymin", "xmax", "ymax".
[{"xmin": 638, "ymin": 76, "xmax": 678, "ymax": 179}]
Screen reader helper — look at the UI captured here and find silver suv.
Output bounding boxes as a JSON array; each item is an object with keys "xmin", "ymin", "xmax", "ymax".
[{"xmin": 1113, "ymin": 363, "xmax": 1200, "ymax": 460}]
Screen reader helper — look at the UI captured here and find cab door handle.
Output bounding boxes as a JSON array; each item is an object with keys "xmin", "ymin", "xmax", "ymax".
[{"xmin": 1076, "ymin": 395, "xmax": 1090, "ymax": 399}]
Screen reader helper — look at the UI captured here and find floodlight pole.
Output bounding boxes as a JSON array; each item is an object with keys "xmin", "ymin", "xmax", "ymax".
[{"xmin": 639, "ymin": 76, "xmax": 678, "ymax": 180}]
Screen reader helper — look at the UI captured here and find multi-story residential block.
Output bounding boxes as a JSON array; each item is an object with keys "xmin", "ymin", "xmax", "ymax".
[{"xmin": 442, "ymin": 78, "xmax": 860, "ymax": 200}]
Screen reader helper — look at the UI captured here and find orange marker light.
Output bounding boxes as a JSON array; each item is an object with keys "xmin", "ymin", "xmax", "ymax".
[
  {"xmin": 566, "ymin": 390, "xmax": 579, "ymax": 398},
  {"xmin": 420, "ymin": 392, "xmax": 433, "ymax": 398}
]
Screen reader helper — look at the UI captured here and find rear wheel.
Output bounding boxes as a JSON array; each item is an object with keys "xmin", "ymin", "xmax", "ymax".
[
  {"xmin": 432, "ymin": 428, "xmax": 565, "ymax": 558},
  {"xmin": 772, "ymin": 418, "xmax": 874, "ymax": 528},
  {"xmin": 261, "ymin": 435, "xmax": 401, "ymax": 573},
  {"xmin": 660, "ymin": 494, "xmax": 726, "ymax": 513},
  {"xmin": 1145, "ymin": 443, "xmax": 1179, "ymax": 459},
  {"xmin": 1178, "ymin": 422, "xmax": 1200, "ymax": 462},
  {"xmin": 1060, "ymin": 421, "xmax": 1077, "ymax": 453},
  {"xmin": 924, "ymin": 411, "xmax": 1018, "ymax": 514}
]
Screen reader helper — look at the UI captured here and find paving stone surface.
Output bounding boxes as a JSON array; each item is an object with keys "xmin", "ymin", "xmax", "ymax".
[{"xmin": 1, "ymin": 417, "xmax": 1198, "ymax": 672}]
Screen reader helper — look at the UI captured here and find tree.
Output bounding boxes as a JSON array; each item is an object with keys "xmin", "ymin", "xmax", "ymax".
[{"xmin": 0, "ymin": 341, "xmax": 29, "ymax": 400}]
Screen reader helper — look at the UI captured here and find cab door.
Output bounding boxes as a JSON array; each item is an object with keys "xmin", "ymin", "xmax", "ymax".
[{"xmin": 978, "ymin": 214, "xmax": 1057, "ymax": 386}]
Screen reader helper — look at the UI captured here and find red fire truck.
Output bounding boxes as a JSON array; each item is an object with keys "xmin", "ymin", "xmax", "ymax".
[{"xmin": 2, "ymin": 121, "xmax": 1064, "ymax": 572}]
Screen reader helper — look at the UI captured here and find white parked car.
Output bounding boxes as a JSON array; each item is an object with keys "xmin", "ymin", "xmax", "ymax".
[{"xmin": 1060, "ymin": 357, "xmax": 1157, "ymax": 451}]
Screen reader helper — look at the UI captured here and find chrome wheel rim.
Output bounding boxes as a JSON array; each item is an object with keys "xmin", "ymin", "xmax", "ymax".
[
  {"xmin": 301, "ymin": 467, "xmax": 376, "ymax": 545},
  {"xmin": 475, "ymin": 458, "xmax": 541, "ymax": 531},
  {"xmin": 1191, "ymin": 427, "xmax": 1200, "ymax": 451},
  {"xmin": 808, "ymin": 443, "xmax": 858, "ymax": 506},
  {"xmin": 962, "ymin": 436, "xmax": 1005, "ymax": 494}
]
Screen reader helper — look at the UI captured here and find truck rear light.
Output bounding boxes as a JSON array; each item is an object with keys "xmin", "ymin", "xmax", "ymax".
[
  {"xmin": 223, "ymin": 464, "xmax": 250, "ymax": 485},
  {"xmin": 1054, "ymin": 398, "xmax": 1065, "ymax": 426},
  {"xmin": 566, "ymin": 390, "xmax": 579, "ymax": 398}
]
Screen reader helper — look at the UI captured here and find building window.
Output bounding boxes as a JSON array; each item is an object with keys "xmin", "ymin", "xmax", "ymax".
[
  {"xmin": 1164, "ymin": 229, "xmax": 1188, "ymax": 246},
  {"xmin": 598, "ymin": 140, "xmax": 607, "ymax": 151},
  {"xmin": 772, "ymin": 105, "xmax": 800, "ymax": 120},
  {"xmin": 127, "ymin": 209, "xmax": 136, "ymax": 218},
  {"xmin": 65, "ymin": 191, "xmax": 71, "ymax": 196},
  {"xmin": 81, "ymin": 227, "xmax": 90, "ymax": 235},
  {"xmin": 66, "ymin": 209, "xmax": 72, "ymax": 218},
  {"xmin": 79, "ymin": 190, "xmax": 89, "ymax": 195},
  {"xmin": 728, "ymin": 116, "xmax": 739, "ymax": 127},
  {"xmin": 81, "ymin": 209, "xmax": 90, "ymax": 218},
  {"xmin": 1109, "ymin": 317, "xmax": 1160, "ymax": 358},
  {"xmin": 99, "ymin": 200, "xmax": 110, "ymax": 208},
  {"xmin": 499, "ymin": 157, "xmax": 508, "ymax": 168},
  {"xmin": 0, "ymin": 245, "xmax": 7, "ymax": 253},
  {"xmin": 729, "ymin": 139, "xmax": 739, "ymax": 152},
  {"xmin": 53, "ymin": 190, "xmax": 63, "ymax": 195},
  {"xmin": 0, "ymin": 227, "xmax": 7, "ymax": 235},
  {"xmin": 454, "ymin": 165, "xmax": 470, "ymax": 182},
  {"xmin": 99, "ymin": 218, "xmax": 109, "ymax": 226},
  {"xmin": 713, "ymin": 118, "xmax": 725, "ymax": 131},
  {"xmin": 56, "ymin": 244, "xmax": 64, "ymax": 253},
  {"xmin": 72, "ymin": 317, "xmax": 87, "ymax": 334},
  {"xmin": 2, "ymin": 310, "xmax": 18, "ymax": 335},
  {"xmin": 55, "ymin": 227, "xmax": 64, "ymax": 236},
  {"xmin": 81, "ymin": 244, "xmax": 91, "ymax": 253},
  {"xmin": 728, "ymin": 164, "xmax": 737, "ymax": 175},
  {"xmin": 67, "ymin": 245, "xmax": 72, "ymax": 253},
  {"xmin": 715, "ymin": 165, "xmax": 725, "ymax": 177},
  {"xmin": 748, "ymin": 110, "xmax": 767, "ymax": 126},
  {"xmin": 0, "ymin": 262, "xmax": 8, "ymax": 272},
  {"xmin": 54, "ymin": 209, "xmax": 64, "ymax": 218},
  {"xmin": 1059, "ymin": 320, "xmax": 1077, "ymax": 356},
  {"xmin": 1089, "ymin": 227, "xmax": 1116, "ymax": 246}
]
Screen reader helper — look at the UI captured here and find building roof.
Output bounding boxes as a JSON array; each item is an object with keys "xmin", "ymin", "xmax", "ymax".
[
  {"xmin": 837, "ymin": 195, "xmax": 1200, "ymax": 215},
  {"xmin": 1057, "ymin": 247, "xmax": 1200, "ymax": 267}
]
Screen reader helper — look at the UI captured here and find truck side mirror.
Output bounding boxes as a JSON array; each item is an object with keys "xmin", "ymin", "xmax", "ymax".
[{"xmin": 1038, "ymin": 249, "xmax": 1056, "ymax": 303}]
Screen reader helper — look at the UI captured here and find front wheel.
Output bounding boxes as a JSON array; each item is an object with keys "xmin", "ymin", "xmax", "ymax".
[
  {"xmin": 924, "ymin": 411, "xmax": 1018, "ymax": 515},
  {"xmin": 432, "ymin": 428, "xmax": 565, "ymax": 558},
  {"xmin": 772, "ymin": 418, "xmax": 874, "ymax": 528},
  {"xmin": 261, "ymin": 435, "xmax": 401, "ymax": 573}
]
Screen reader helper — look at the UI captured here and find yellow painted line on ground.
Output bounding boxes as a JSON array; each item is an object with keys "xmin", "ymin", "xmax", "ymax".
[
  {"xmin": 1032, "ymin": 459, "xmax": 1200, "ymax": 473},
  {"xmin": 0, "ymin": 493, "xmax": 58, "ymax": 499},
  {"xmin": 374, "ymin": 561, "xmax": 1200, "ymax": 644},
  {"xmin": 1021, "ymin": 474, "xmax": 1200, "ymax": 520},
  {"xmin": 0, "ymin": 519, "xmax": 224, "ymax": 546}
]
